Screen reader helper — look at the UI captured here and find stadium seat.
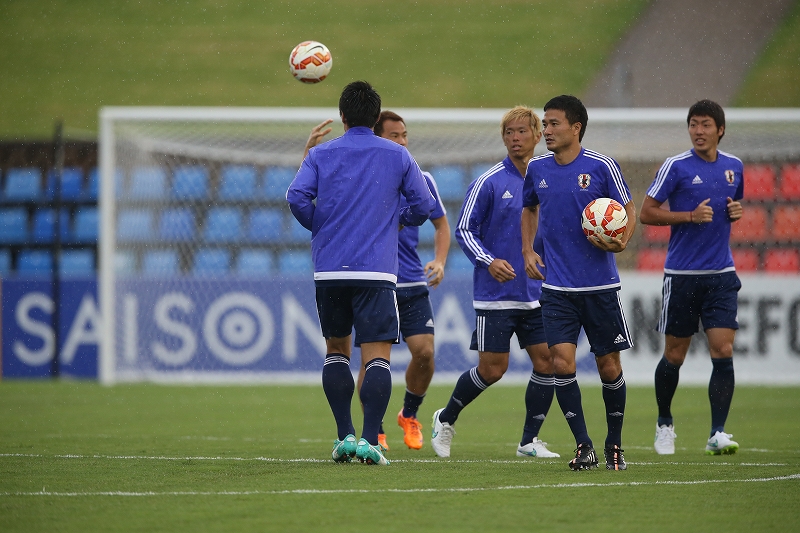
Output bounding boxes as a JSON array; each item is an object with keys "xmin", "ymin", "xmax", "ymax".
[
  {"xmin": 115, "ymin": 251, "xmax": 137, "ymax": 275},
  {"xmin": 0, "ymin": 248, "xmax": 11, "ymax": 276},
  {"xmin": 417, "ymin": 219, "xmax": 436, "ymax": 244},
  {"xmin": 128, "ymin": 166, "xmax": 167, "ymax": 200},
  {"xmin": 636, "ymin": 248, "xmax": 668, "ymax": 271},
  {"xmin": 642, "ymin": 224, "xmax": 671, "ymax": 244},
  {"xmin": 219, "ymin": 165, "xmax": 258, "ymax": 200},
  {"xmin": 779, "ymin": 163, "xmax": 800, "ymax": 200},
  {"xmin": 277, "ymin": 251, "xmax": 313, "ymax": 275},
  {"xmin": 248, "ymin": 208, "xmax": 284, "ymax": 243},
  {"xmin": 159, "ymin": 208, "xmax": 196, "ymax": 242},
  {"xmin": 87, "ymin": 167, "xmax": 99, "ymax": 200},
  {"xmin": 470, "ymin": 162, "xmax": 498, "ymax": 181},
  {"xmin": 0, "ymin": 208, "xmax": 28, "ymax": 243},
  {"xmin": 764, "ymin": 248, "xmax": 800, "ymax": 273},
  {"xmin": 117, "ymin": 209, "xmax": 155, "ymax": 242},
  {"xmin": 743, "ymin": 164, "xmax": 776, "ymax": 201},
  {"xmin": 172, "ymin": 165, "xmax": 209, "ymax": 200},
  {"xmin": 18, "ymin": 250, "xmax": 53, "ymax": 275},
  {"xmin": 287, "ymin": 215, "xmax": 309, "ymax": 243},
  {"xmin": 429, "ymin": 165, "xmax": 466, "ymax": 201},
  {"xmin": 143, "ymin": 250, "xmax": 180, "ymax": 275},
  {"xmin": 60, "ymin": 249, "xmax": 95, "ymax": 276},
  {"xmin": 193, "ymin": 249, "xmax": 230, "ymax": 275},
  {"xmin": 730, "ymin": 205, "xmax": 768, "ymax": 243},
  {"xmin": 771, "ymin": 206, "xmax": 800, "ymax": 241},
  {"xmin": 3, "ymin": 167, "xmax": 42, "ymax": 201},
  {"xmin": 236, "ymin": 249, "xmax": 274, "ymax": 276},
  {"xmin": 731, "ymin": 248, "xmax": 760, "ymax": 272},
  {"xmin": 73, "ymin": 207, "xmax": 99, "ymax": 243},
  {"xmin": 31, "ymin": 209, "xmax": 70, "ymax": 243},
  {"xmin": 204, "ymin": 207, "xmax": 243, "ymax": 242},
  {"xmin": 263, "ymin": 166, "xmax": 298, "ymax": 200},
  {"xmin": 46, "ymin": 167, "xmax": 84, "ymax": 200},
  {"xmin": 446, "ymin": 252, "xmax": 475, "ymax": 275}
]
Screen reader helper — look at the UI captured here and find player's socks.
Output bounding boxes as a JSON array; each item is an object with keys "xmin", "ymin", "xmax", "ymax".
[
  {"xmin": 555, "ymin": 373, "xmax": 592, "ymax": 447},
  {"xmin": 402, "ymin": 389, "xmax": 425, "ymax": 419},
  {"xmin": 322, "ymin": 353, "xmax": 356, "ymax": 439},
  {"xmin": 655, "ymin": 355, "xmax": 680, "ymax": 427},
  {"xmin": 439, "ymin": 367, "xmax": 489, "ymax": 425},
  {"xmin": 601, "ymin": 371, "xmax": 626, "ymax": 448},
  {"xmin": 359, "ymin": 358, "xmax": 392, "ymax": 445},
  {"xmin": 709, "ymin": 357, "xmax": 735, "ymax": 437},
  {"xmin": 520, "ymin": 371, "xmax": 555, "ymax": 445}
]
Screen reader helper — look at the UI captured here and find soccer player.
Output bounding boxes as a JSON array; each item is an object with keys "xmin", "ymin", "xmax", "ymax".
[
  {"xmin": 429, "ymin": 105, "xmax": 560, "ymax": 460},
  {"xmin": 521, "ymin": 95, "xmax": 636, "ymax": 471},
  {"xmin": 304, "ymin": 111, "xmax": 452, "ymax": 452},
  {"xmin": 640, "ymin": 99, "xmax": 744, "ymax": 456},
  {"xmin": 287, "ymin": 81, "xmax": 435, "ymax": 465}
]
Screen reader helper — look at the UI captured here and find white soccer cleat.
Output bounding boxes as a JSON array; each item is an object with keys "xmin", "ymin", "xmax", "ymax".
[
  {"xmin": 705, "ymin": 431, "xmax": 739, "ymax": 455},
  {"xmin": 516, "ymin": 437, "xmax": 560, "ymax": 458},
  {"xmin": 430, "ymin": 408, "xmax": 456, "ymax": 458},
  {"xmin": 654, "ymin": 424, "xmax": 677, "ymax": 455}
]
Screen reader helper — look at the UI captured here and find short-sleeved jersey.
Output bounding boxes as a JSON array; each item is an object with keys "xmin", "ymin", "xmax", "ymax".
[
  {"xmin": 646, "ymin": 149, "xmax": 744, "ymax": 274},
  {"xmin": 522, "ymin": 148, "xmax": 631, "ymax": 293},
  {"xmin": 397, "ymin": 172, "xmax": 448, "ymax": 287},
  {"xmin": 456, "ymin": 157, "xmax": 542, "ymax": 310}
]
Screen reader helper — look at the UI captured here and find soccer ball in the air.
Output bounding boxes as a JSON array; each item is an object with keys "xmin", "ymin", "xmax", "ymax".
[
  {"xmin": 581, "ymin": 197, "xmax": 628, "ymax": 242},
  {"xmin": 289, "ymin": 41, "xmax": 333, "ymax": 83}
]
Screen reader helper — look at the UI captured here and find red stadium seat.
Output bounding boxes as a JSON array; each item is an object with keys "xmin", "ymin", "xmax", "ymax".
[
  {"xmin": 730, "ymin": 205, "xmax": 768, "ymax": 243},
  {"xmin": 636, "ymin": 248, "xmax": 667, "ymax": 271},
  {"xmin": 731, "ymin": 248, "xmax": 760, "ymax": 272},
  {"xmin": 764, "ymin": 249, "xmax": 800, "ymax": 273},
  {"xmin": 779, "ymin": 163, "xmax": 800, "ymax": 200},
  {"xmin": 743, "ymin": 164, "xmax": 776, "ymax": 201},
  {"xmin": 771, "ymin": 206, "xmax": 800, "ymax": 241},
  {"xmin": 642, "ymin": 224, "xmax": 671, "ymax": 243}
]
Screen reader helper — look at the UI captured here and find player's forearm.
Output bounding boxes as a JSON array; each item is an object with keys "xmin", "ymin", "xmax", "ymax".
[
  {"xmin": 621, "ymin": 201, "xmax": 637, "ymax": 246},
  {"xmin": 432, "ymin": 217, "xmax": 451, "ymax": 264},
  {"xmin": 520, "ymin": 206, "xmax": 538, "ymax": 252}
]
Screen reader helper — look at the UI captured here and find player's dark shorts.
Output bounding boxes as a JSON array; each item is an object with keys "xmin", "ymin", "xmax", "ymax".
[
  {"xmin": 540, "ymin": 288, "xmax": 632, "ymax": 356},
  {"xmin": 315, "ymin": 285, "xmax": 399, "ymax": 346},
  {"xmin": 658, "ymin": 271, "xmax": 741, "ymax": 337},
  {"xmin": 469, "ymin": 307, "xmax": 547, "ymax": 353},
  {"xmin": 397, "ymin": 285, "xmax": 435, "ymax": 340}
]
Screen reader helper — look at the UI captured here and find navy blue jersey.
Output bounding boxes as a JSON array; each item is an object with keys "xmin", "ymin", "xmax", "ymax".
[
  {"xmin": 287, "ymin": 127, "xmax": 435, "ymax": 285},
  {"xmin": 397, "ymin": 172, "xmax": 447, "ymax": 287},
  {"xmin": 522, "ymin": 148, "xmax": 631, "ymax": 293},
  {"xmin": 646, "ymin": 149, "xmax": 744, "ymax": 274},
  {"xmin": 456, "ymin": 157, "xmax": 542, "ymax": 310}
]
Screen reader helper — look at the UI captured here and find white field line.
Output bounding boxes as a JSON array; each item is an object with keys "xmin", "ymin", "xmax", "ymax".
[{"xmin": 3, "ymin": 473, "xmax": 799, "ymax": 497}]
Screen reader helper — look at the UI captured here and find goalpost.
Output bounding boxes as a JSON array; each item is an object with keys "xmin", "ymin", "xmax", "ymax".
[{"xmin": 98, "ymin": 107, "xmax": 800, "ymax": 385}]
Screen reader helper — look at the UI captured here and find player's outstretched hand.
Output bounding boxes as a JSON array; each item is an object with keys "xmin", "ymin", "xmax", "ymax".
[
  {"xmin": 424, "ymin": 260, "xmax": 446, "ymax": 288},
  {"xmin": 588, "ymin": 234, "xmax": 626, "ymax": 253},
  {"xmin": 690, "ymin": 198, "xmax": 714, "ymax": 223},
  {"xmin": 726, "ymin": 197, "xmax": 743, "ymax": 221},
  {"xmin": 523, "ymin": 249, "xmax": 544, "ymax": 280},
  {"xmin": 488, "ymin": 258, "xmax": 516, "ymax": 283},
  {"xmin": 303, "ymin": 119, "xmax": 334, "ymax": 158}
]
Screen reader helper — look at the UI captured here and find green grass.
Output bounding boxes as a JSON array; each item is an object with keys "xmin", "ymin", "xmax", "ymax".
[{"xmin": 1, "ymin": 382, "xmax": 799, "ymax": 532}]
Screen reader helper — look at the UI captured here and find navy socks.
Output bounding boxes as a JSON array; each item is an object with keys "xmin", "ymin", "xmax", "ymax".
[
  {"xmin": 709, "ymin": 357, "xmax": 735, "ymax": 437},
  {"xmin": 655, "ymin": 356, "xmax": 681, "ymax": 427},
  {"xmin": 602, "ymin": 371, "xmax": 626, "ymax": 448},
  {"xmin": 322, "ymin": 353, "xmax": 355, "ymax": 440},
  {"xmin": 520, "ymin": 371, "xmax": 555, "ymax": 445},
  {"xmin": 554, "ymin": 373, "xmax": 592, "ymax": 447},
  {"xmin": 439, "ymin": 367, "xmax": 490, "ymax": 425},
  {"xmin": 402, "ymin": 390, "xmax": 425, "ymax": 419},
  {"xmin": 359, "ymin": 358, "xmax": 392, "ymax": 445}
]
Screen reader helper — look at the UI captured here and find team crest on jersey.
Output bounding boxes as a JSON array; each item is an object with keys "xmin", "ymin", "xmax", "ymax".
[
  {"xmin": 725, "ymin": 170, "xmax": 735, "ymax": 183},
  {"xmin": 578, "ymin": 174, "xmax": 591, "ymax": 188}
]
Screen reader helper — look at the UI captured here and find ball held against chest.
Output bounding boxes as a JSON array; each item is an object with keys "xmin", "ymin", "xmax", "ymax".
[{"xmin": 581, "ymin": 197, "xmax": 628, "ymax": 242}]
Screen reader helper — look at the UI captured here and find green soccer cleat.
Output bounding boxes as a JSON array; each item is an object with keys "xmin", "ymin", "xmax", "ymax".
[
  {"xmin": 331, "ymin": 434, "xmax": 357, "ymax": 463},
  {"xmin": 355, "ymin": 438, "xmax": 390, "ymax": 465}
]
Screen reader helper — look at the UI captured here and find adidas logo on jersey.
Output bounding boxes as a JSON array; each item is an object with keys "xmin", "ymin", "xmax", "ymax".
[
  {"xmin": 538, "ymin": 179, "xmax": 548, "ymax": 188},
  {"xmin": 614, "ymin": 334, "xmax": 627, "ymax": 344},
  {"xmin": 425, "ymin": 318, "xmax": 434, "ymax": 328},
  {"xmin": 692, "ymin": 175, "xmax": 703, "ymax": 184},
  {"xmin": 502, "ymin": 190, "xmax": 513, "ymax": 199}
]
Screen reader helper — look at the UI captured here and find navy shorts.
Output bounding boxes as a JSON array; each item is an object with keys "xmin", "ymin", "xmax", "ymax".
[
  {"xmin": 315, "ymin": 285, "xmax": 399, "ymax": 346},
  {"xmin": 540, "ymin": 288, "xmax": 632, "ymax": 356},
  {"xmin": 397, "ymin": 285, "xmax": 435, "ymax": 340},
  {"xmin": 658, "ymin": 272, "xmax": 741, "ymax": 337},
  {"xmin": 470, "ymin": 307, "xmax": 547, "ymax": 353}
]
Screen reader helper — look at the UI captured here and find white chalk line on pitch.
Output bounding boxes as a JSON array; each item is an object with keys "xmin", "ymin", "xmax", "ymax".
[{"xmin": 3, "ymin": 473, "xmax": 799, "ymax": 497}]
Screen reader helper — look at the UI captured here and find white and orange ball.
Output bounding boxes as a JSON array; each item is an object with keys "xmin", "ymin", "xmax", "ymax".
[
  {"xmin": 581, "ymin": 197, "xmax": 628, "ymax": 242},
  {"xmin": 289, "ymin": 41, "xmax": 333, "ymax": 83}
]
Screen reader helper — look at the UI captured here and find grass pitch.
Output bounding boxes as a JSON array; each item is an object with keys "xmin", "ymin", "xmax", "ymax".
[{"xmin": 1, "ymin": 382, "xmax": 799, "ymax": 532}]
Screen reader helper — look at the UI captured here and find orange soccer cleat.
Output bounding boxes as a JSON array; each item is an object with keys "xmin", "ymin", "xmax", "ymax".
[
  {"xmin": 397, "ymin": 410, "xmax": 424, "ymax": 450},
  {"xmin": 377, "ymin": 432, "xmax": 390, "ymax": 452}
]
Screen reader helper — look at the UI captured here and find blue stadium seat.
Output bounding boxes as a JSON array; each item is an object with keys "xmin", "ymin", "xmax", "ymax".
[
  {"xmin": 31, "ymin": 209, "xmax": 70, "ymax": 243},
  {"xmin": 128, "ymin": 166, "xmax": 167, "ymax": 200},
  {"xmin": 0, "ymin": 208, "xmax": 28, "ymax": 243},
  {"xmin": 60, "ymin": 249, "xmax": 95, "ymax": 276},
  {"xmin": 87, "ymin": 167, "xmax": 99, "ymax": 200},
  {"xmin": 248, "ymin": 208, "xmax": 283, "ymax": 243},
  {"xmin": 417, "ymin": 220, "xmax": 436, "ymax": 244},
  {"xmin": 117, "ymin": 209, "xmax": 155, "ymax": 242},
  {"xmin": 143, "ymin": 250, "xmax": 179, "ymax": 275},
  {"xmin": 193, "ymin": 249, "xmax": 230, "ymax": 275},
  {"xmin": 277, "ymin": 251, "xmax": 313, "ymax": 275},
  {"xmin": 236, "ymin": 249, "xmax": 274, "ymax": 276},
  {"xmin": 46, "ymin": 167, "xmax": 84, "ymax": 200},
  {"xmin": 0, "ymin": 248, "xmax": 11, "ymax": 276},
  {"xmin": 219, "ymin": 165, "xmax": 258, "ymax": 200},
  {"xmin": 263, "ymin": 166, "xmax": 297, "ymax": 200},
  {"xmin": 115, "ymin": 251, "xmax": 137, "ymax": 275},
  {"xmin": 204, "ymin": 207, "xmax": 242, "ymax": 243},
  {"xmin": 3, "ymin": 168, "xmax": 42, "ymax": 201},
  {"xmin": 429, "ymin": 165, "xmax": 466, "ymax": 201},
  {"xmin": 18, "ymin": 250, "xmax": 53, "ymax": 275},
  {"xmin": 287, "ymin": 216, "xmax": 309, "ymax": 243},
  {"xmin": 73, "ymin": 207, "xmax": 99, "ymax": 243},
  {"xmin": 160, "ymin": 208, "xmax": 196, "ymax": 242},
  {"xmin": 172, "ymin": 165, "xmax": 209, "ymax": 200},
  {"xmin": 446, "ymin": 252, "xmax": 474, "ymax": 275},
  {"xmin": 470, "ymin": 162, "xmax": 498, "ymax": 181}
]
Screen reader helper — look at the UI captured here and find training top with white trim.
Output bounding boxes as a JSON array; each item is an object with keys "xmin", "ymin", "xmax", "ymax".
[
  {"xmin": 287, "ymin": 126, "xmax": 435, "ymax": 286},
  {"xmin": 397, "ymin": 172, "xmax": 447, "ymax": 287},
  {"xmin": 646, "ymin": 149, "xmax": 744, "ymax": 274},
  {"xmin": 522, "ymin": 148, "xmax": 631, "ymax": 293}
]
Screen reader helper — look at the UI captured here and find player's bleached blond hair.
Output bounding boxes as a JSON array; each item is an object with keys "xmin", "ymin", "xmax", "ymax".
[{"xmin": 500, "ymin": 106, "xmax": 542, "ymax": 137}]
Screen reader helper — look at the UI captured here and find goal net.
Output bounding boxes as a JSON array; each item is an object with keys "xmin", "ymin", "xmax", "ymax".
[{"xmin": 98, "ymin": 107, "xmax": 800, "ymax": 384}]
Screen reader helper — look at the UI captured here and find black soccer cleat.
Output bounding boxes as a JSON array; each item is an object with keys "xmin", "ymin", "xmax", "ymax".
[
  {"xmin": 604, "ymin": 444, "xmax": 627, "ymax": 471},
  {"xmin": 568, "ymin": 443, "xmax": 598, "ymax": 471}
]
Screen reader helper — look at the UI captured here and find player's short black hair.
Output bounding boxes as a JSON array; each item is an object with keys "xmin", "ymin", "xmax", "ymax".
[
  {"xmin": 544, "ymin": 95, "xmax": 588, "ymax": 142},
  {"xmin": 687, "ymin": 99, "xmax": 726, "ymax": 140},
  {"xmin": 339, "ymin": 81, "xmax": 381, "ymax": 129},
  {"xmin": 374, "ymin": 110, "xmax": 404, "ymax": 137}
]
